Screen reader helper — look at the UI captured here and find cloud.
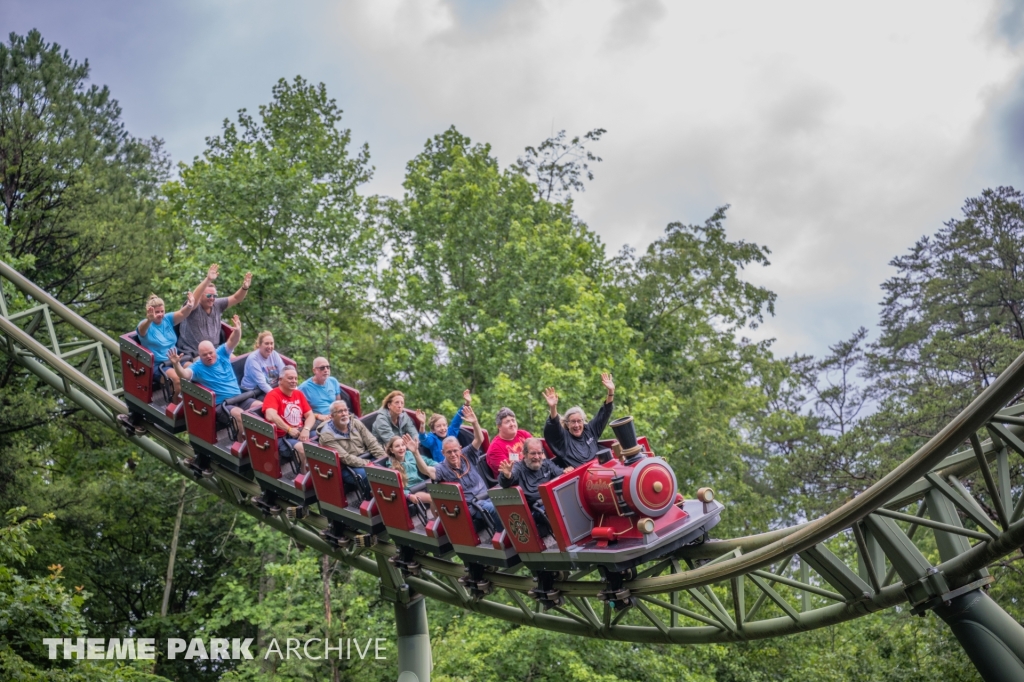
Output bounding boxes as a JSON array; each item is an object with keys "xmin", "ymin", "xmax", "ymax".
[
  {"xmin": 605, "ymin": 0, "xmax": 667, "ymax": 51},
  {"xmin": 991, "ymin": 0, "xmax": 1024, "ymax": 46},
  {"xmin": 7, "ymin": 0, "xmax": 1024, "ymax": 360}
]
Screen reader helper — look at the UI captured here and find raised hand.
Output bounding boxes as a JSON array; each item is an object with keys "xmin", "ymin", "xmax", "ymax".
[
  {"xmin": 403, "ymin": 433, "xmax": 418, "ymax": 453},
  {"xmin": 462, "ymin": 405, "xmax": 477, "ymax": 424},
  {"xmin": 243, "ymin": 272, "xmax": 252, "ymax": 289},
  {"xmin": 167, "ymin": 348, "xmax": 182, "ymax": 366},
  {"xmin": 145, "ymin": 306, "xmax": 157, "ymax": 322},
  {"xmin": 231, "ymin": 314, "xmax": 241, "ymax": 331},
  {"xmin": 543, "ymin": 387, "xmax": 558, "ymax": 409},
  {"xmin": 207, "ymin": 263, "xmax": 220, "ymax": 281},
  {"xmin": 601, "ymin": 373, "xmax": 615, "ymax": 394},
  {"xmin": 185, "ymin": 291, "xmax": 195, "ymax": 308},
  {"xmin": 463, "ymin": 389, "xmax": 472, "ymax": 405},
  {"xmin": 498, "ymin": 458, "xmax": 514, "ymax": 478}
]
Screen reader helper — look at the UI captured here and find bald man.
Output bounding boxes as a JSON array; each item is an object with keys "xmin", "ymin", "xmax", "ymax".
[
  {"xmin": 299, "ymin": 356, "xmax": 350, "ymax": 426},
  {"xmin": 169, "ymin": 315, "xmax": 261, "ymax": 438}
]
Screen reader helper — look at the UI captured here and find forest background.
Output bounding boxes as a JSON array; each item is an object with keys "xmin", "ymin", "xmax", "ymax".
[{"xmin": 2, "ymin": 29, "xmax": 1023, "ymax": 681}]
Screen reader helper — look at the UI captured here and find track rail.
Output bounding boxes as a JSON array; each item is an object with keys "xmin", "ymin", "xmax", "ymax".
[{"xmin": 2, "ymin": 258, "xmax": 1023, "ymax": 643}]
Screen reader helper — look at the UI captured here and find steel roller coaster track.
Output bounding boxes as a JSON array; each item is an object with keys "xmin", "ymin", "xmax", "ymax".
[{"xmin": 2, "ymin": 259, "xmax": 1023, "ymax": 681}]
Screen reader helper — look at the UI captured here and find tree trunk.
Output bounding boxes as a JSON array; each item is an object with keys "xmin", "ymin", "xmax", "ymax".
[
  {"xmin": 160, "ymin": 479, "xmax": 188, "ymax": 617},
  {"xmin": 323, "ymin": 555, "xmax": 340, "ymax": 682},
  {"xmin": 155, "ymin": 479, "xmax": 187, "ymax": 674},
  {"xmin": 258, "ymin": 551, "xmax": 275, "ymax": 674}
]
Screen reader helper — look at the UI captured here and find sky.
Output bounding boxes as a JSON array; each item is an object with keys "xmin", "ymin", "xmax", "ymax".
[{"xmin": 6, "ymin": 0, "xmax": 1024, "ymax": 359}]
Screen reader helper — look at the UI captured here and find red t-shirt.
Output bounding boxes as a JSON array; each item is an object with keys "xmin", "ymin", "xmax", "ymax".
[
  {"xmin": 262, "ymin": 387, "xmax": 312, "ymax": 438},
  {"xmin": 485, "ymin": 429, "xmax": 532, "ymax": 476}
]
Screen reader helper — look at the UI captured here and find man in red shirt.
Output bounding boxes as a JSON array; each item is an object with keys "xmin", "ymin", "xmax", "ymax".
[
  {"xmin": 262, "ymin": 366, "xmax": 315, "ymax": 474},
  {"xmin": 485, "ymin": 406, "xmax": 532, "ymax": 476}
]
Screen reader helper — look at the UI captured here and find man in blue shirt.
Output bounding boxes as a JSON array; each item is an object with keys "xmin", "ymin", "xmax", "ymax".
[
  {"xmin": 298, "ymin": 357, "xmax": 351, "ymax": 425},
  {"xmin": 169, "ymin": 315, "xmax": 261, "ymax": 437}
]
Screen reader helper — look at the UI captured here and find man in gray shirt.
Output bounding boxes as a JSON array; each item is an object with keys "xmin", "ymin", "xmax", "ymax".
[{"xmin": 177, "ymin": 263, "xmax": 252, "ymax": 356}]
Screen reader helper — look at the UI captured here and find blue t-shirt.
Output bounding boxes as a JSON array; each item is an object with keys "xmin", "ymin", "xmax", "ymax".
[
  {"xmin": 299, "ymin": 376, "xmax": 341, "ymax": 414},
  {"xmin": 188, "ymin": 344, "xmax": 240, "ymax": 404},
  {"xmin": 138, "ymin": 317, "xmax": 177, "ymax": 364}
]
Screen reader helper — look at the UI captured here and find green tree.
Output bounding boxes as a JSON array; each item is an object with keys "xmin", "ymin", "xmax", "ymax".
[
  {"xmin": 0, "ymin": 507, "xmax": 163, "ymax": 681},
  {"xmin": 0, "ymin": 29, "xmax": 168, "ymax": 325},
  {"xmin": 378, "ymin": 127, "xmax": 609, "ymax": 416},
  {"xmin": 515, "ymin": 127, "xmax": 606, "ymax": 203},
  {"xmin": 871, "ymin": 186, "xmax": 1024, "ymax": 435},
  {"xmin": 611, "ymin": 208, "xmax": 785, "ymax": 527},
  {"xmin": 163, "ymin": 76, "xmax": 378, "ymax": 372}
]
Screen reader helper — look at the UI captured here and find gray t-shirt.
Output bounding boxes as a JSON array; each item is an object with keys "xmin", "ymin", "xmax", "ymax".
[{"xmin": 177, "ymin": 297, "xmax": 230, "ymax": 355}]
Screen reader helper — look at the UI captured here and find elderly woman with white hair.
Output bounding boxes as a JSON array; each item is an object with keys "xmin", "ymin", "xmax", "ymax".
[{"xmin": 542, "ymin": 373, "xmax": 616, "ymax": 468}]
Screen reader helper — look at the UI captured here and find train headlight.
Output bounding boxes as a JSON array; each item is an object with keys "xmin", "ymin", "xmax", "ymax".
[
  {"xmin": 696, "ymin": 487, "xmax": 715, "ymax": 504},
  {"xmin": 637, "ymin": 518, "xmax": 655, "ymax": 535}
]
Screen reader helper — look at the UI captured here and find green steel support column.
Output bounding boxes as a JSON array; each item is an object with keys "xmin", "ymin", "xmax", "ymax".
[
  {"xmin": 924, "ymin": 490, "xmax": 988, "ymax": 585},
  {"xmin": 395, "ymin": 597, "xmax": 432, "ymax": 682},
  {"xmin": 934, "ymin": 590, "xmax": 1024, "ymax": 682}
]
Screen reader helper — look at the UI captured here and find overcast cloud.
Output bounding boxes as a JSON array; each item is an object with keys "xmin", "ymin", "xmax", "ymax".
[{"xmin": 6, "ymin": 0, "xmax": 1024, "ymax": 358}]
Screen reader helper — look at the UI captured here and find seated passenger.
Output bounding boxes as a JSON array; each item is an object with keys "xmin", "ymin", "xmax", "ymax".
[
  {"xmin": 499, "ymin": 438, "xmax": 574, "ymax": 537},
  {"xmin": 262, "ymin": 366, "xmax": 314, "ymax": 475},
  {"xmin": 317, "ymin": 400, "xmax": 383, "ymax": 499},
  {"xmin": 542, "ymin": 373, "xmax": 615, "ymax": 468},
  {"xmin": 168, "ymin": 315, "xmax": 260, "ymax": 438},
  {"xmin": 485, "ymin": 407, "xmax": 532, "ymax": 477},
  {"xmin": 298, "ymin": 357, "xmax": 351, "ymax": 426},
  {"xmin": 418, "ymin": 389, "xmax": 472, "ymax": 463},
  {"xmin": 136, "ymin": 292, "xmax": 195, "ymax": 396},
  {"xmin": 177, "ymin": 263, "xmax": 252, "ymax": 357},
  {"xmin": 385, "ymin": 435, "xmax": 433, "ymax": 509},
  {"xmin": 434, "ymin": 407, "xmax": 504, "ymax": 533},
  {"xmin": 240, "ymin": 331, "xmax": 285, "ymax": 397},
  {"xmin": 371, "ymin": 390, "xmax": 418, "ymax": 446}
]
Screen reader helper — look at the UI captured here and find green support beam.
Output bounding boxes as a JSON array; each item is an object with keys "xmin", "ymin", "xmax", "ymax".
[{"xmin": 935, "ymin": 590, "xmax": 1024, "ymax": 682}]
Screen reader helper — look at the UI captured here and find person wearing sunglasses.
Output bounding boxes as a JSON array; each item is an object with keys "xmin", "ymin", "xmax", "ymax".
[
  {"xmin": 177, "ymin": 263, "xmax": 253, "ymax": 357},
  {"xmin": 542, "ymin": 373, "xmax": 616, "ymax": 468},
  {"xmin": 298, "ymin": 357, "xmax": 350, "ymax": 428}
]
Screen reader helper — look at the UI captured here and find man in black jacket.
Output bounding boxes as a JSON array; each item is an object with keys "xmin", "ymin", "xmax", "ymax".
[
  {"xmin": 498, "ymin": 438, "xmax": 573, "ymax": 537},
  {"xmin": 542, "ymin": 373, "xmax": 615, "ymax": 468}
]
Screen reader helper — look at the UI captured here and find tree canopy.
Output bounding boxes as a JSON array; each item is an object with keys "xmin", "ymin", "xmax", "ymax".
[{"xmin": 1, "ymin": 28, "xmax": 1021, "ymax": 682}]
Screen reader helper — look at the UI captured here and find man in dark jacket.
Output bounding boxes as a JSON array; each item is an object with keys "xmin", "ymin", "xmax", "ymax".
[
  {"xmin": 542, "ymin": 373, "xmax": 615, "ymax": 468},
  {"xmin": 498, "ymin": 438, "xmax": 573, "ymax": 537}
]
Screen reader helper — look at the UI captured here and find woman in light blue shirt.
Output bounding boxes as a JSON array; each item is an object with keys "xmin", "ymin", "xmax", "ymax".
[
  {"xmin": 241, "ymin": 330, "xmax": 285, "ymax": 397},
  {"xmin": 136, "ymin": 293, "xmax": 195, "ymax": 396}
]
